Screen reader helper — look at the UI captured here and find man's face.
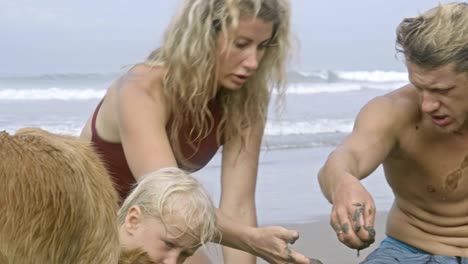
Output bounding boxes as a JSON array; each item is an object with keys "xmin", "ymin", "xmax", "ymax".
[{"xmin": 408, "ymin": 62, "xmax": 468, "ymax": 133}]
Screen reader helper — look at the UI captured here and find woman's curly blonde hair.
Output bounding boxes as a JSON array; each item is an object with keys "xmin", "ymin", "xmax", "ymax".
[{"xmin": 146, "ymin": 0, "xmax": 291, "ymax": 163}]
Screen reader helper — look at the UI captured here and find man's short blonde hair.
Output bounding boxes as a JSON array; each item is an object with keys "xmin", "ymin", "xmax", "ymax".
[{"xmin": 397, "ymin": 2, "xmax": 468, "ymax": 72}]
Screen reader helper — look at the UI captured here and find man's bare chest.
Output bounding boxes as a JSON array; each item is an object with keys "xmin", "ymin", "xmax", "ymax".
[{"xmin": 386, "ymin": 133, "xmax": 468, "ymax": 202}]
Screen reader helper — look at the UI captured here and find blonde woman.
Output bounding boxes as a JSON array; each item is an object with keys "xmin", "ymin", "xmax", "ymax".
[{"xmin": 80, "ymin": 0, "xmax": 309, "ymax": 263}]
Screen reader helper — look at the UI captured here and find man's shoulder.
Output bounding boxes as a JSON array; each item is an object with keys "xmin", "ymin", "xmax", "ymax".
[
  {"xmin": 381, "ymin": 84, "xmax": 421, "ymax": 121},
  {"xmin": 358, "ymin": 84, "xmax": 421, "ymax": 132}
]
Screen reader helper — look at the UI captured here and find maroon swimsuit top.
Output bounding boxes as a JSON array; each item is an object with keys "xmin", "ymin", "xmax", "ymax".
[{"xmin": 91, "ymin": 99, "xmax": 223, "ymax": 202}]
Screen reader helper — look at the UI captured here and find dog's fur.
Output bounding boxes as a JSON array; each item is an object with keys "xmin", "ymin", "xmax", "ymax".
[
  {"xmin": 0, "ymin": 128, "xmax": 120, "ymax": 264},
  {"xmin": 119, "ymin": 249, "xmax": 155, "ymax": 264}
]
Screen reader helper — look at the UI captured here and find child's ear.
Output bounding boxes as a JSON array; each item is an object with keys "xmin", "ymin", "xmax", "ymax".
[{"xmin": 124, "ymin": 206, "xmax": 143, "ymax": 233}]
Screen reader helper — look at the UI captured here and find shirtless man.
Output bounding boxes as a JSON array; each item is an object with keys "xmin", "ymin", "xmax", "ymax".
[{"xmin": 318, "ymin": 2, "xmax": 468, "ymax": 263}]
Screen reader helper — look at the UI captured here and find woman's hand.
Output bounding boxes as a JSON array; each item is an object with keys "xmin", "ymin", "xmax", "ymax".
[{"xmin": 248, "ymin": 226, "xmax": 318, "ymax": 264}]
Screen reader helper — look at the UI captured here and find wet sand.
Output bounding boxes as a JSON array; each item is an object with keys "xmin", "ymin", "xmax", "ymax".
[
  {"xmin": 275, "ymin": 212, "xmax": 387, "ymax": 264},
  {"xmin": 205, "ymin": 212, "xmax": 388, "ymax": 264}
]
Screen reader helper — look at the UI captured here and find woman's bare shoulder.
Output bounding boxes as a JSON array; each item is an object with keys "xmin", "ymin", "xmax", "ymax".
[
  {"xmin": 128, "ymin": 64, "xmax": 165, "ymax": 77},
  {"xmin": 115, "ymin": 64, "xmax": 168, "ymax": 99},
  {"xmin": 115, "ymin": 64, "xmax": 171, "ymax": 126},
  {"xmin": 124, "ymin": 64, "xmax": 165, "ymax": 88}
]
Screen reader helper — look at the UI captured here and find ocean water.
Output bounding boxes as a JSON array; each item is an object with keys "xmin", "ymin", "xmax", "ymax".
[{"xmin": 1, "ymin": 70, "xmax": 401, "ymax": 224}]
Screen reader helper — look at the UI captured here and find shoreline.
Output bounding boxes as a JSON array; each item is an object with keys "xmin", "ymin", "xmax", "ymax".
[
  {"xmin": 206, "ymin": 211, "xmax": 388, "ymax": 264},
  {"xmin": 276, "ymin": 212, "xmax": 387, "ymax": 264}
]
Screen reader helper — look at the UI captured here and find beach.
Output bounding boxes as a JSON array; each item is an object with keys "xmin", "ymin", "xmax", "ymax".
[
  {"xmin": 280, "ymin": 213, "xmax": 387, "ymax": 264},
  {"xmin": 205, "ymin": 212, "xmax": 388, "ymax": 264},
  {"xmin": 0, "ymin": 70, "xmax": 399, "ymax": 264}
]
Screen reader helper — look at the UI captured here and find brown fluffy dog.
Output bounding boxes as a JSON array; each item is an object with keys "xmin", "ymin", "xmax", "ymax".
[{"xmin": 0, "ymin": 128, "xmax": 120, "ymax": 264}]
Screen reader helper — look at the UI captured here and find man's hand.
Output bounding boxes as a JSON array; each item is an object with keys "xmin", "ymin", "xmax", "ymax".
[
  {"xmin": 247, "ymin": 226, "xmax": 318, "ymax": 264},
  {"xmin": 330, "ymin": 176, "xmax": 376, "ymax": 250}
]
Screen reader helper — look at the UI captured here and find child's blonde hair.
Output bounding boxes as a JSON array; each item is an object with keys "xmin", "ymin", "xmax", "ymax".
[{"xmin": 118, "ymin": 167, "xmax": 218, "ymax": 246}]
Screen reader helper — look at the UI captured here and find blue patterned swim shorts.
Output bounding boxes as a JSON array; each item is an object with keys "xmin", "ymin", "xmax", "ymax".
[{"xmin": 361, "ymin": 237, "xmax": 467, "ymax": 264}]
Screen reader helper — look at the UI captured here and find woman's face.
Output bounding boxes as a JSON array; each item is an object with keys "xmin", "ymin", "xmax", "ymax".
[
  {"xmin": 216, "ymin": 17, "xmax": 274, "ymax": 91},
  {"xmin": 119, "ymin": 206, "xmax": 200, "ymax": 264}
]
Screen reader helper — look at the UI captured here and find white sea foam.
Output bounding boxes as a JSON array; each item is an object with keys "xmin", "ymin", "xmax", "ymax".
[
  {"xmin": 265, "ymin": 119, "xmax": 353, "ymax": 136},
  {"xmin": 335, "ymin": 70, "xmax": 408, "ymax": 82},
  {"xmin": 0, "ymin": 69, "xmax": 409, "ymax": 100},
  {"xmin": 284, "ymin": 82, "xmax": 406, "ymax": 94},
  {"xmin": 0, "ymin": 83, "xmax": 405, "ymax": 100},
  {"xmin": 4, "ymin": 118, "xmax": 354, "ymax": 138},
  {"xmin": 289, "ymin": 69, "xmax": 408, "ymax": 83},
  {"xmin": 0, "ymin": 88, "xmax": 105, "ymax": 100}
]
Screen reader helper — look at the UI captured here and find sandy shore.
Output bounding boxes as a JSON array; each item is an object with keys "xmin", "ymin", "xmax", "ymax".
[
  {"xmin": 275, "ymin": 212, "xmax": 388, "ymax": 264},
  {"xmin": 195, "ymin": 147, "xmax": 392, "ymax": 264},
  {"xmin": 205, "ymin": 212, "xmax": 387, "ymax": 264}
]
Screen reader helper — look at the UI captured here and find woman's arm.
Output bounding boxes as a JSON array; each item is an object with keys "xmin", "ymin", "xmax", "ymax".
[
  {"xmin": 117, "ymin": 65, "xmax": 178, "ymax": 179},
  {"xmin": 217, "ymin": 122, "xmax": 311, "ymax": 264},
  {"xmin": 219, "ymin": 122, "xmax": 263, "ymax": 264}
]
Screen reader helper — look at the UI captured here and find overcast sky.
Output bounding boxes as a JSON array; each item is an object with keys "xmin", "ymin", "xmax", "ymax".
[{"xmin": 0, "ymin": 0, "xmax": 452, "ymax": 75}]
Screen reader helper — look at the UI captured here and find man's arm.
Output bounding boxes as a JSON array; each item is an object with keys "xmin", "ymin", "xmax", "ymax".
[{"xmin": 318, "ymin": 95, "xmax": 403, "ymax": 249}]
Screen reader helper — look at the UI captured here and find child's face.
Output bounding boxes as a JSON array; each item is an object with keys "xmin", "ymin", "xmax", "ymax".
[{"xmin": 120, "ymin": 206, "xmax": 200, "ymax": 264}]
